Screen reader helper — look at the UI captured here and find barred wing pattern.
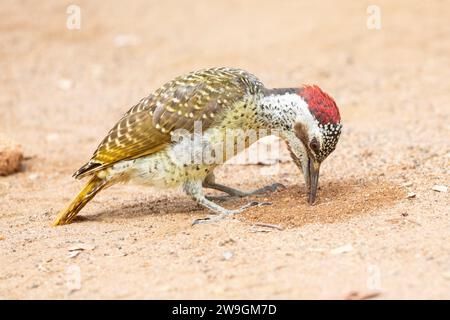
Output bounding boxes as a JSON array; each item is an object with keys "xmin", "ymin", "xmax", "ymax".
[{"xmin": 74, "ymin": 68, "xmax": 264, "ymax": 178}]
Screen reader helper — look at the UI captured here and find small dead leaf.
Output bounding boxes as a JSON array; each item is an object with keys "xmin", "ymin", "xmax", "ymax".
[
  {"xmin": 402, "ymin": 182, "xmax": 413, "ymax": 187},
  {"xmin": 432, "ymin": 185, "xmax": 447, "ymax": 193},
  {"xmin": 345, "ymin": 291, "xmax": 381, "ymax": 300},
  {"xmin": 406, "ymin": 192, "xmax": 416, "ymax": 199},
  {"xmin": 68, "ymin": 243, "xmax": 96, "ymax": 251},
  {"xmin": 330, "ymin": 244, "xmax": 353, "ymax": 255},
  {"xmin": 0, "ymin": 235, "xmax": 5, "ymax": 241}
]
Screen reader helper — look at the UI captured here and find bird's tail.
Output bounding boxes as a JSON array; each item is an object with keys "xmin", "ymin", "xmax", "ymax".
[{"xmin": 52, "ymin": 175, "xmax": 108, "ymax": 226}]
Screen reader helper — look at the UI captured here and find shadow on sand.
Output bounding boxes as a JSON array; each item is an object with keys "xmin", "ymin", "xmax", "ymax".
[{"xmin": 73, "ymin": 177, "xmax": 404, "ymax": 227}]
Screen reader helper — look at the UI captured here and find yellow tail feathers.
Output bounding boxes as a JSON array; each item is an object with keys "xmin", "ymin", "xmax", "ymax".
[{"xmin": 52, "ymin": 175, "xmax": 107, "ymax": 226}]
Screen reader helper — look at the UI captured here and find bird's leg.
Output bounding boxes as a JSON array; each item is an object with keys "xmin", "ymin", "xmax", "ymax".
[
  {"xmin": 183, "ymin": 180, "xmax": 271, "ymax": 225},
  {"xmin": 202, "ymin": 172, "xmax": 285, "ymax": 201}
]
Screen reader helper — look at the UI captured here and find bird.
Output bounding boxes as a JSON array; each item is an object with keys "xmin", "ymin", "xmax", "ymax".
[{"xmin": 52, "ymin": 67, "xmax": 342, "ymax": 226}]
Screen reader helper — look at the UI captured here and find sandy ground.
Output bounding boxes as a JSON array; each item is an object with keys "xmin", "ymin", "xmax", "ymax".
[{"xmin": 0, "ymin": 0, "xmax": 449, "ymax": 299}]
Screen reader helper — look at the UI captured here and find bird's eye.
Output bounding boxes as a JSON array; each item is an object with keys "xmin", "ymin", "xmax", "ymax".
[{"xmin": 309, "ymin": 138, "xmax": 320, "ymax": 153}]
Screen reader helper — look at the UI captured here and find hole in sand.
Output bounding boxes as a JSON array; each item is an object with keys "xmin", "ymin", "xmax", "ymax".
[{"xmin": 240, "ymin": 179, "xmax": 405, "ymax": 228}]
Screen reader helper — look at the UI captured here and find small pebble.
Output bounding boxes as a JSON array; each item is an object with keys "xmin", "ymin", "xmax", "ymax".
[
  {"xmin": 432, "ymin": 185, "xmax": 447, "ymax": 193},
  {"xmin": 406, "ymin": 192, "xmax": 416, "ymax": 199}
]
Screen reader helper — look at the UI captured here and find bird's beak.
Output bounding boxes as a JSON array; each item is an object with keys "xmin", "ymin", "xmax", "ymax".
[{"xmin": 305, "ymin": 158, "xmax": 320, "ymax": 205}]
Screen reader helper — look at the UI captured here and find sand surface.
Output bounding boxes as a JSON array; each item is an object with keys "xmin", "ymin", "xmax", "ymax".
[{"xmin": 0, "ymin": 0, "xmax": 449, "ymax": 299}]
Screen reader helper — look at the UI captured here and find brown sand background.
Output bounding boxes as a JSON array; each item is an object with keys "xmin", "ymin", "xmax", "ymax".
[{"xmin": 0, "ymin": 0, "xmax": 449, "ymax": 299}]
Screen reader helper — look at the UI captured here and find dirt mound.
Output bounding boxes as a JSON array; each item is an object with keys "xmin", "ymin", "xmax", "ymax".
[{"xmin": 0, "ymin": 136, "xmax": 23, "ymax": 176}]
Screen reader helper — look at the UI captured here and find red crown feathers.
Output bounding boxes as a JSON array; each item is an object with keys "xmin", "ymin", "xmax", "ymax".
[{"xmin": 298, "ymin": 85, "xmax": 341, "ymax": 125}]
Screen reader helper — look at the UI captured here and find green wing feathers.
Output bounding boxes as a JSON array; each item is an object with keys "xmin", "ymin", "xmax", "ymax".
[{"xmin": 73, "ymin": 68, "xmax": 263, "ymax": 179}]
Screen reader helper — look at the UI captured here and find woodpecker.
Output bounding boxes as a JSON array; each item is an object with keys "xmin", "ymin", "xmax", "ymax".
[{"xmin": 53, "ymin": 67, "xmax": 341, "ymax": 226}]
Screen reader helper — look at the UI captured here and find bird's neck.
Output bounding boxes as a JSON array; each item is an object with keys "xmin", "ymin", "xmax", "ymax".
[{"xmin": 255, "ymin": 88, "xmax": 314, "ymax": 134}]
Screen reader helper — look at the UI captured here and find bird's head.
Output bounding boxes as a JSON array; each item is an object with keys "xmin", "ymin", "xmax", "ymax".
[{"xmin": 281, "ymin": 85, "xmax": 342, "ymax": 204}]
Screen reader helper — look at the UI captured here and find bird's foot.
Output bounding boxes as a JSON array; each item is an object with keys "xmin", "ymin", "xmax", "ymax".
[{"xmin": 192, "ymin": 201, "xmax": 271, "ymax": 225}]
